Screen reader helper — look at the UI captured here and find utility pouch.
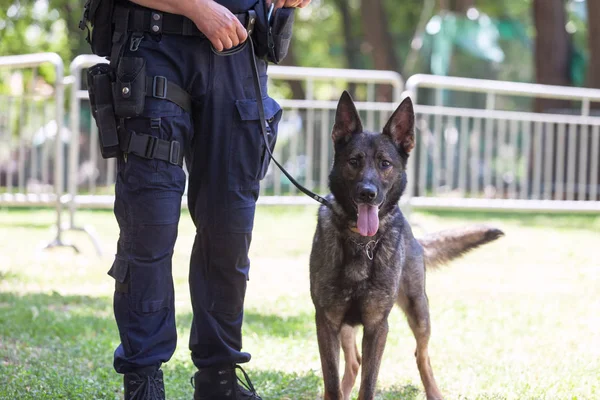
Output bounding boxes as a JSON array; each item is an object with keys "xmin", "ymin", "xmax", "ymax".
[
  {"xmin": 112, "ymin": 57, "xmax": 147, "ymax": 118},
  {"xmin": 251, "ymin": 1, "xmax": 295, "ymax": 64},
  {"xmin": 87, "ymin": 63, "xmax": 120, "ymax": 159},
  {"xmin": 267, "ymin": 8, "xmax": 295, "ymax": 64},
  {"xmin": 80, "ymin": 0, "xmax": 115, "ymax": 57}
]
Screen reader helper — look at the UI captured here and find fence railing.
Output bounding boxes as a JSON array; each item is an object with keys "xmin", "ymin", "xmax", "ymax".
[
  {"xmin": 405, "ymin": 74, "xmax": 600, "ymax": 212},
  {"xmin": 2, "ymin": 53, "xmax": 599, "ymax": 256},
  {"xmin": 0, "ymin": 53, "xmax": 80, "ymax": 250}
]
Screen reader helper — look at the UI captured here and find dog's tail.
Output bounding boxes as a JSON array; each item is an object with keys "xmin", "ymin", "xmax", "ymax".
[{"xmin": 418, "ymin": 225, "xmax": 504, "ymax": 269}]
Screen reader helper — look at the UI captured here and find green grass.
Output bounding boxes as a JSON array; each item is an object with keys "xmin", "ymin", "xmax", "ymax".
[{"xmin": 0, "ymin": 206, "xmax": 599, "ymax": 399}]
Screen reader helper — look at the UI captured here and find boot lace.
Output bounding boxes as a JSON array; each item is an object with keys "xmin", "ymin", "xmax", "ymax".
[
  {"xmin": 235, "ymin": 365, "xmax": 260, "ymax": 399},
  {"xmin": 128, "ymin": 374, "xmax": 164, "ymax": 399}
]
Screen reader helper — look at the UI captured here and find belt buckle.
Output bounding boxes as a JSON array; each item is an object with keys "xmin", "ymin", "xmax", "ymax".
[
  {"xmin": 169, "ymin": 141, "xmax": 181, "ymax": 166},
  {"xmin": 152, "ymin": 76, "xmax": 168, "ymax": 99},
  {"xmin": 144, "ymin": 135, "xmax": 159, "ymax": 159}
]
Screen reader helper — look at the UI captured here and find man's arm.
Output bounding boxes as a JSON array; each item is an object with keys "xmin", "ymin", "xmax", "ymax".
[
  {"xmin": 128, "ymin": 0, "xmax": 247, "ymax": 51},
  {"xmin": 127, "ymin": 0, "xmax": 312, "ymax": 51}
]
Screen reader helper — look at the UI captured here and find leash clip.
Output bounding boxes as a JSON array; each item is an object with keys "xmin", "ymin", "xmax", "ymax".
[
  {"xmin": 365, "ymin": 240, "xmax": 379, "ymax": 260},
  {"xmin": 130, "ymin": 33, "xmax": 144, "ymax": 52}
]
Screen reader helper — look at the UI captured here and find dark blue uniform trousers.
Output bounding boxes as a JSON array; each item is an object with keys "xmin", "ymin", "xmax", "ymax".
[{"xmin": 108, "ymin": 32, "xmax": 281, "ymax": 373}]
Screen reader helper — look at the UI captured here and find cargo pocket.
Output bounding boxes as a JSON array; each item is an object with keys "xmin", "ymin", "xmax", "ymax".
[
  {"xmin": 108, "ymin": 256, "xmax": 172, "ymax": 314},
  {"xmin": 209, "ymin": 280, "xmax": 247, "ymax": 316},
  {"xmin": 230, "ymin": 96, "xmax": 282, "ymax": 190},
  {"xmin": 108, "ymin": 256, "xmax": 129, "ymax": 294}
]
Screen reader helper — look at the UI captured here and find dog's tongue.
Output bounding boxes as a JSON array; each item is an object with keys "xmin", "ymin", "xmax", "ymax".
[{"xmin": 357, "ymin": 204, "xmax": 379, "ymax": 236}]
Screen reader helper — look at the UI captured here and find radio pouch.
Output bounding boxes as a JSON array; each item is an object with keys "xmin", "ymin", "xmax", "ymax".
[{"xmin": 112, "ymin": 57, "xmax": 147, "ymax": 118}]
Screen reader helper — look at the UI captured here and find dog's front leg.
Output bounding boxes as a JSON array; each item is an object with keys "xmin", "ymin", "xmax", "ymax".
[
  {"xmin": 316, "ymin": 310, "xmax": 343, "ymax": 400},
  {"xmin": 357, "ymin": 319, "xmax": 389, "ymax": 400}
]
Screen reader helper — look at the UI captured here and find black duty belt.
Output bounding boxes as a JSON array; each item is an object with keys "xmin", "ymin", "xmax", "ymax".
[{"xmin": 122, "ymin": 5, "xmax": 247, "ymax": 38}]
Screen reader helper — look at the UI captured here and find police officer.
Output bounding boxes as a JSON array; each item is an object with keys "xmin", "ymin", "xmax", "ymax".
[{"xmin": 104, "ymin": 0, "xmax": 310, "ymax": 399}]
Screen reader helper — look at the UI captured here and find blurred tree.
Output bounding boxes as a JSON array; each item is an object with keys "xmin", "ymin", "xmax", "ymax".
[
  {"xmin": 0, "ymin": 0, "xmax": 85, "ymax": 63},
  {"xmin": 332, "ymin": 0, "xmax": 362, "ymax": 71},
  {"xmin": 586, "ymin": 0, "xmax": 600, "ymax": 90},
  {"xmin": 533, "ymin": 0, "xmax": 572, "ymax": 112},
  {"xmin": 440, "ymin": 0, "xmax": 474, "ymax": 13},
  {"xmin": 359, "ymin": 0, "xmax": 399, "ymax": 100}
]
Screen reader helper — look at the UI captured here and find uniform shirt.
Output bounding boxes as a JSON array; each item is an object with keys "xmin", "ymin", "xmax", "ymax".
[{"xmin": 216, "ymin": 0, "xmax": 259, "ymax": 13}]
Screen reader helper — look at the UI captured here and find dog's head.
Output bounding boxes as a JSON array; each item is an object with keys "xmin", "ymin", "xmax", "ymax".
[{"xmin": 328, "ymin": 91, "xmax": 415, "ymax": 237}]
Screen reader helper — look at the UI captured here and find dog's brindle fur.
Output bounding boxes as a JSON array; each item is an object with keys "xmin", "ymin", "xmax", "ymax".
[{"xmin": 309, "ymin": 92, "xmax": 503, "ymax": 400}]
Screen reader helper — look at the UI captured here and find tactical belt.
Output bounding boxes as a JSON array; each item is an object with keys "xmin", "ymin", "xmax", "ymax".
[{"xmin": 123, "ymin": 6, "xmax": 247, "ymax": 39}]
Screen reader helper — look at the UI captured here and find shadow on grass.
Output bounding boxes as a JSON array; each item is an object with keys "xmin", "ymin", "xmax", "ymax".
[
  {"xmin": 243, "ymin": 309, "xmax": 315, "ymax": 338},
  {"xmin": 176, "ymin": 309, "xmax": 316, "ymax": 339}
]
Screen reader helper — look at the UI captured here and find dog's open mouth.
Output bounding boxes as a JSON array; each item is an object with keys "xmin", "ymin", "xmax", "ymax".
[{"xmin": 357, "ymin": 203, "xmax": 379, "ymax": 237}]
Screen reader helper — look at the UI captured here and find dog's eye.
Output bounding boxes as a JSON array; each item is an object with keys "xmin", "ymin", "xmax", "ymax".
[
  {"xmin": 381, "ymin": 160, "xmax": 392, "ymax": 168},
  {"xmin": 348, "ymin": 158, "xmax": 359, "ymax": 167}
]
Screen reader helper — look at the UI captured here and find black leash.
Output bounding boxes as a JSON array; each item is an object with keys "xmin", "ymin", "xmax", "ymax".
[{"xmin": 244, "ymin": 11, "xmax": 333, "ymax": 209}]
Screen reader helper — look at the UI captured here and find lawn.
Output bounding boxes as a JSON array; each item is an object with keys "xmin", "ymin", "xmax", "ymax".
[{"xmin": 0, "ymin": 206, "xmax": 599, "ymax": 400}]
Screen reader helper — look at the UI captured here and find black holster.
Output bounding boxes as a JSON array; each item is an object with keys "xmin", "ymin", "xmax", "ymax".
[{"xmin": 87, "ymin": 64, "xmax": 120, "ymax": 159}]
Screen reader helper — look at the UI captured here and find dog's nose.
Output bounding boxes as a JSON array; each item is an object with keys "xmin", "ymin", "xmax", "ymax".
[{"xmin": 357, "ymin": 184, "xmax": 377, "ymax": 202}]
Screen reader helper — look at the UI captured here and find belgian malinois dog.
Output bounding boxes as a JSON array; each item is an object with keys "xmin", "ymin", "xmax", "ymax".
[{"xmin": 309, "ymin": 92, "xmax": 503, "ymax": 400}]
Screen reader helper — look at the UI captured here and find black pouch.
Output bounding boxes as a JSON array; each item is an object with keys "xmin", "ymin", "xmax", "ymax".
[
  {"xmin": 87, "ymin": 64, "xmax": 120, "ymax": 159},
  {"xmin": 268, "ymin": 8, "xmax": 295, "ymax": 64},
  {"xmin": 252, "ymin": 1, "xmax": 295, "ymax": 64},
  {"xmin": 80, "ymin": 0, "xmax": 115, "ymax": 57},
  {"xmin": 112, "ymin": 57, "xmax": 147, "ymax": 118}
]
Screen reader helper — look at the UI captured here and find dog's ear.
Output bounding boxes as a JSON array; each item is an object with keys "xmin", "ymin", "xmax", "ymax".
[
  {"xmin": 332, "ymin": 91, "xmax": 363, "ymax": 144},
  {"xmin": 383, "ymin": 97, "xmax": 415, "ymax": 153}
]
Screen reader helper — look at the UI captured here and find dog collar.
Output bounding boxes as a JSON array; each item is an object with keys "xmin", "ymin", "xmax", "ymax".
[{"xmin": 348, "ymin": 225, "xmax": 361, "ymax": 234}]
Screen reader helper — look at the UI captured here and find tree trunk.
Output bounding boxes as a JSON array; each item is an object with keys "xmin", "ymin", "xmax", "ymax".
[
  {"xmin": 587, "ymin": 0, "xmax": 600, "ymax": 91},
  {"xmin": 440, "ymin": 0, "xmax": 474, "ymax": 13},
  {"xmin": 332, "ymin": 0, "xmax": 362, "ymax": 97},
  {"xmin": 360, "ymin": 0, "xmax": 399, "ymax": 101},
  {"xmin": 533, "ymin": 0, "xmax": 571, "ymax": 112},
  {"xmin": 333, "ymin": 0, "xmax": 362, "ymax": 70}
]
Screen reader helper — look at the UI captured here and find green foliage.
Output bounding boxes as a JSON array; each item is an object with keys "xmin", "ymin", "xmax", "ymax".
[{"xmin": 0, "ymin": 0, "xmax": 73, "ymax": 62}]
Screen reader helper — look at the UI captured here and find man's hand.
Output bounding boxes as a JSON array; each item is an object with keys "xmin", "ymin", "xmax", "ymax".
[
  {"xmin": 268, "ymin": 0, "xmax": 312, "ymax": 10},
  {"xmin": 190, "ymin": 0, "xmax": 248, "ymax": 52}
]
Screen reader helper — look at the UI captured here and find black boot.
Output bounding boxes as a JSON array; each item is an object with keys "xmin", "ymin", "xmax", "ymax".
[
  {"xmin": 124, "ymin": 368, "xmax": 165, "ymax": 400},
  {"xmin": 192, "ymin": 364, "xmax": 261, "ymax": 400}
]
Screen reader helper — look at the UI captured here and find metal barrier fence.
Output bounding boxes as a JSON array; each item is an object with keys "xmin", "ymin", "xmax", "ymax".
[
  {"xmin": 68, "ymin": 55, "xmax": 404, "ymax": 209},
  {"xmin": 405, "ymin": 74, "xmax": 600, "ymax": 212},
  {"xmin": 3, "ymin": 53, "xmax": 599, "ymax": 254},
  {"xmin": 0, "ymin": 53, "xmax": 76, "ymax": 250}
]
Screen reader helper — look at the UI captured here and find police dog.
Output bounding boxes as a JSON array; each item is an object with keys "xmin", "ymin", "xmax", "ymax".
[{"xmin": 309, "ymin": 92, "xmax": 503, "ymax": 400}]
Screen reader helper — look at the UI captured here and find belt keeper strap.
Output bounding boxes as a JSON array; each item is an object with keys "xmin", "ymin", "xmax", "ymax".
[{"xmin": 145, "ymin": 76, "xmax": 192, "ymax": 113}]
